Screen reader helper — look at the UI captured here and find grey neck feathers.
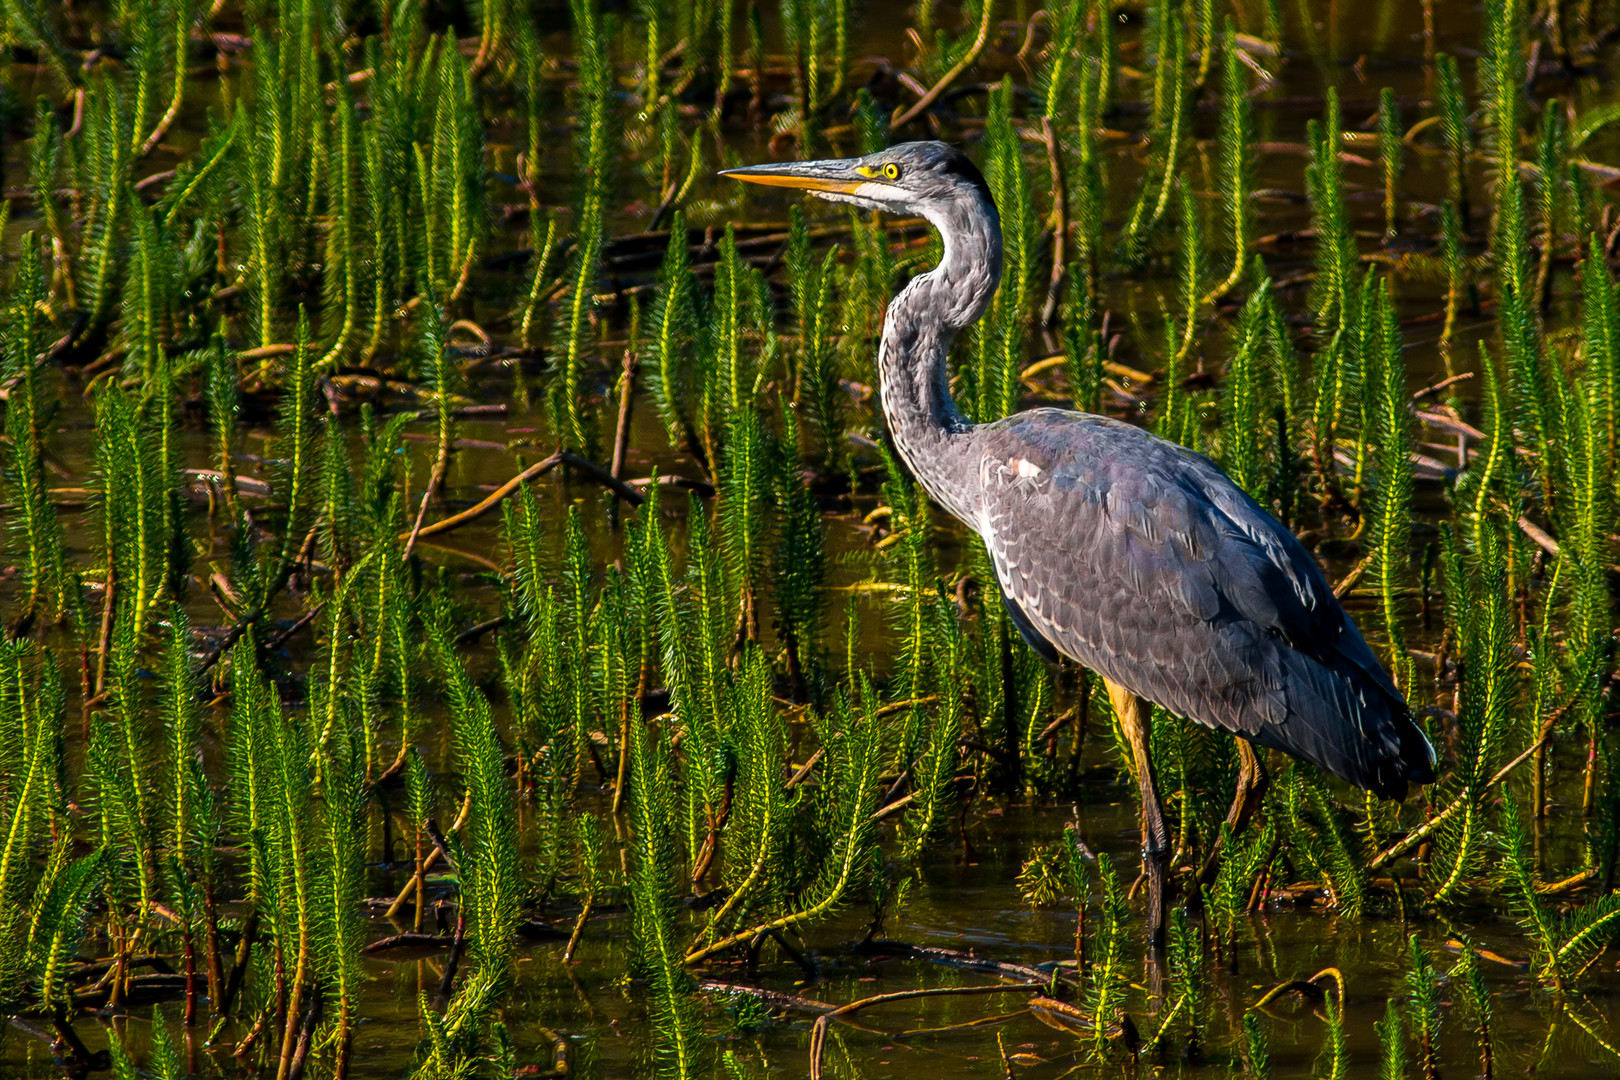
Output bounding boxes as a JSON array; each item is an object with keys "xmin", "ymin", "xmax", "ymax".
[{"xmin": 876, "ymin": 191, "xmax": 1003, "ymax": 524}]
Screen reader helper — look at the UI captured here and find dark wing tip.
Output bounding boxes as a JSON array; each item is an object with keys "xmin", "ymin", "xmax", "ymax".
[{"xmin": 1366, "ymin": 704, "xmax": 1439, "ymax": 801}]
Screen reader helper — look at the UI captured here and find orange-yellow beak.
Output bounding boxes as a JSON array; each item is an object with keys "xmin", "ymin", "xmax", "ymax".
[{"xmin": 719, "ymin": 158, "xmax": 868, "ymax": 196}]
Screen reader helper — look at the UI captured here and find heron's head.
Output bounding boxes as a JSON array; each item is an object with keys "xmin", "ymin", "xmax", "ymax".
[{"xmin": 720, "ymin": 140, "xmax": 994, "ymax": 218}]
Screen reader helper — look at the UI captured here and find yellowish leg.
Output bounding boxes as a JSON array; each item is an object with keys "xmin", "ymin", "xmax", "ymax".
[
  {"xmin": 1229, "ymin": 739, "xmax": 1270, "ymax": 834},
  {"xmin": 1198, "ymin": 737, "xmax": 1271, "ymax": 888},
  {"xmin": 1106, "ymin": 678, "xmax": 1168, "ymax": 950}
]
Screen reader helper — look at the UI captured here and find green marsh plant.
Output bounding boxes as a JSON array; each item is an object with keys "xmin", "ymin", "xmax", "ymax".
[{"xmin": 6, "ymin": 1, "xmax": 1620, "ymax": 1074}]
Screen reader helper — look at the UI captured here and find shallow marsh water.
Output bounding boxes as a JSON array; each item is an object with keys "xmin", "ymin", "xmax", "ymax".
[
  {"xmin": 5, "ymin": 361, "xmax": 1616, "ymax": 1078},
  {"xmin": 8, "ymin": 0, "xmax": 1620, "ymax": 1078}
]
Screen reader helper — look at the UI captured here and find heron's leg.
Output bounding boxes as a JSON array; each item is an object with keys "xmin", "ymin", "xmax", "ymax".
[
  {"xmin": 1106, "ymin": 679, "xmax": 1168, "ymax": 950},
  {"xmin": 1197, "ymin": 738, "xmax": 1270, "ymax": 888},
  {"xmin": 1228, "ymin": 739, "xmax": 1270, "ymax": 834}
]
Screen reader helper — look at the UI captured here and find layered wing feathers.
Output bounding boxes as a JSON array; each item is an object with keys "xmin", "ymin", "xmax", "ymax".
[{"xmin": 973, "ymin": 410, "xmax": 1435, "ymax": 798}]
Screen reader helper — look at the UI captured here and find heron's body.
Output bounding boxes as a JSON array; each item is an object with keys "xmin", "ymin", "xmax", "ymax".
[
  {"xmin": 723, "ymin": 140, "xmax": 1436, "ymax": 941},
  {"xmin": 952, "ymin": 410, "xmax": 1431, "ymax": 797}
]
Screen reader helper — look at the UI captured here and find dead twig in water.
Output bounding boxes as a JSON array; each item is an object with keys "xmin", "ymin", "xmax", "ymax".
[
  {"xmin": 1371, "ymin": 712, "xmax": 1559, "ymax": 870},
  {"xmin": 397, "ymin": 451, "xmax": 645, "ymax": 548},
  {"xmin": 855, "ymin": 938, "xmax": 1050, "ymax": 984},
  {"xmin": 809, "ymin": 984, "xmax": 1044, "ymax": 1080},
  {"xmin": 433, "ymin": 914, "xmax": 467, "ymax": 1010},
  {"xmin": 361, "ymin": 933, "xmax": 455, "ymax": 955},
  {"xmin": 1039, "ymin": 117, "xmax": 1069, "ymax": 326},
  {"xmin": 889, "ymin": 0, "xmax": 998, "ymax": 129}
]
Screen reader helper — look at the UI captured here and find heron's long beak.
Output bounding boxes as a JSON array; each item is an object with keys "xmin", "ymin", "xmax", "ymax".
[{"xmin": 719, "ymin": 158, "xmax": 866, "ymax": 195}]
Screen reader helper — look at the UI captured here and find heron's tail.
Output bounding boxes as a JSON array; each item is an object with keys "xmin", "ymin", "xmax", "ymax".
[
  {"xmin": 1256, "ymin": 641, "xmax": 1438, "ymax": 801},
  {"xmin": 1366, "ymin": 704, "xmax": 1438, "ymax": 800}
]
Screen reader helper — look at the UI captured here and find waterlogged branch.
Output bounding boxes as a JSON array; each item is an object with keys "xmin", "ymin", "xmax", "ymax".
[
  {"xmin": 684, "ymin": 778, "xmax": 874, "ymax": 965},
  {"xmin": 1039, "ymin": 118, "xmax": 1068, "ymax": 326},
  {"xmin": 396, "ymin": 451, "xmax": 645, "ymax": 547},
  {"xmin": 1251, "ymin": 967, "xmax": 1343, "ymax": 1012},
  {"xmin": 1332, "ymin": 555, "xmax": 1373, "ymax": 599},
  {"xmin": 855, "ymin": 939, "xmax": 1050, "ymax": 984},
  {"xmin": 1370, "ymin": 715, "xmax": 1557, "ymax": 871},
  {"xmin": 699, "ymin": 980, "xmax": 838, "ymax": 1015},
  {"xmin": 690, "ymin": 758, "xmax": 788, "ymax": 949},
  {"xmin": 1539, "ymin": 866, "xmax": 1599, "ymax": 896},
  {"xmin": 682, "ymin": 877, "xmax": 843, "ymax": 965},
  {"xmin": 889, "ymin": 0, "xmax": 997, "ymax": 130},
  {"xmin": 871, "ymin": 790, "xmax": 916, "ymax": 822},
  {"xmin": 785, "ymin": 748, "xmax": 825, "ymax": 789},
  {"xmin": 808, "ymin": 984, "xmax": 1044, "ymax": 1080},
  {"xmin": 1517, "ymin": 516, "xmax": 1561, "ymax": 558},
  {"xmin": 196, "ymin": 525, "xmax": 321, "ymax": 676},
  {"xmin": 382, "ymin": 795, "xmax": 472, "ymax": 920}
]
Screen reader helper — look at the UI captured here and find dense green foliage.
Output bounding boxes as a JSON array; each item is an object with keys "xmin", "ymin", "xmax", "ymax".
[{"xmin": 4, "ymin": 0, "xmax": 1620, "ymax": 1077}]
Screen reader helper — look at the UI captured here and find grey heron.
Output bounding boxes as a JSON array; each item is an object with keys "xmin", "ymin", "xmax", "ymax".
[{"xmin": 722, "ymin": 141, "xmax": 1437, "ymax": 944}]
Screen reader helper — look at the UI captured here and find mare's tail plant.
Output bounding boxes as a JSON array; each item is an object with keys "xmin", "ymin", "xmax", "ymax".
[
  {"xmin": 1367, "ymin": 278, "xmax": 1415, "ymax": 693},
  {"xmin": 1207, "ymin": 19, "xmax": 1253, "ymax": 301},
  {"xmin": 628, "ymin": 712, "xmax": 703, "ymax": 1077},
  {"xmin": 2, "ymin": 235, "xmax": 70, "ymax": 631},
  {"xmin": 1406, "ymin": 935, "xmax": 1442, "ymax": 1080}
]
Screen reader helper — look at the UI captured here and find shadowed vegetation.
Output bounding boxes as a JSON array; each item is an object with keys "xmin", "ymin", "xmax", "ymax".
[{"xmin": 4, "ymin": 0, "xmax": 1620, "ymax": 1077}]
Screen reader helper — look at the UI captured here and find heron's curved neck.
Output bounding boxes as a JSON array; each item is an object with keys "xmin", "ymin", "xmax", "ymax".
[{"xmin": 878, "ymin": 197, "xmax": 1002, "ymax": 523}]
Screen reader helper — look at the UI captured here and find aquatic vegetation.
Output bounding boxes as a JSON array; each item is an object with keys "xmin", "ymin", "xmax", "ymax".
[{"xmin": 3, "ymin": 0, "xmax": 1620, "ymax": 1077}]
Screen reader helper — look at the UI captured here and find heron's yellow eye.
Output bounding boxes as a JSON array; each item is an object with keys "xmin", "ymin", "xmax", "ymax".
[{"xmin": 882, "ymin": 162, "xmax": 902, "ymax": 181}]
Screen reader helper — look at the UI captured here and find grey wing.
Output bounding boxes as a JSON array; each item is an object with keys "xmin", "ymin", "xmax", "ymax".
[
  {"xmin": 974, "ymin": 412, "xmax": 1435, "ymax": 799},
  {"xmin": 1001, "ymin": 586, "xmax": 1062, "ymax": 663}
]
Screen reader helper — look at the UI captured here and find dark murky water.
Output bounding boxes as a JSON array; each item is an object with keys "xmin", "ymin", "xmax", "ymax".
[{"xmin": 7, "ymin": 0, "xmax": 1620, "ymax": 1076}]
